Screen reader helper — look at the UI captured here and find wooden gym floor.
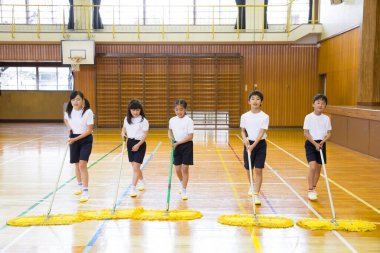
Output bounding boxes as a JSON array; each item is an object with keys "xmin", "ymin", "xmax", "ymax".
[{"xmin": 0, "ymin": 123, "xmax": 379, "ymax": 253}]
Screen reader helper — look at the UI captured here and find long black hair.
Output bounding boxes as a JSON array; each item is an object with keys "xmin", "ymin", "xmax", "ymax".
[
  {"xmin": 66, "ymin": 90, "xmax": 90, "ymax": 118},
  {"xmin": 127, "ymin": 99, "xmax": 145, "ymax": 124}
]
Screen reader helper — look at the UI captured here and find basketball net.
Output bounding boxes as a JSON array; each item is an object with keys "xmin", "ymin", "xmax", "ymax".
[{"xmin": 68, "ymin": 57, "xmax": 82, "ymax": 72}]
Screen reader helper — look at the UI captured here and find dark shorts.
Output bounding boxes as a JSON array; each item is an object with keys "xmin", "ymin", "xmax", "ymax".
[
  {"xmin": 69, "ymin": 134, "xmax": 93, "ymax": 163},
  {"xmin": 243, "ymin": 139, "xmax": 267, "ymax": 170},
  {"xmin": 305, "ymin": 140, "xmax": 326, "ymax": 164},
  {"xmin": 127, "ymin": 138, "xmax": 146, "ymax": 164},
  {"xmin": 174, "ymin": 141, "xmax": 193, "ymax": 166}
]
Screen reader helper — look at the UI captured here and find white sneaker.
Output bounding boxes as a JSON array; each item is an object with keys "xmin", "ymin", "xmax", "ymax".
[
  {"xmin": 129, "ymin": 187, "xmax": 137, "ymax": 198},
  {"xmin": 254, "ymin": 194, "xmax": 262, "ymax": 205},
  {"xmin": 181, "ymin": 188, "xmax": 188, "ymax": 200},
  {"xmin": 80, "ymin": 190, "xmax": 89, "ymax": 203},
  {"xmin": 308, "ymin": 190, "xmax": 318, "ymax": 201},
  {"xmin": 74, "ymin": 184, "xmax": 82, "ymax": 195},
  {"xmin": 137, "ymin": 180, "xmax": 145, "ymax": 191}
]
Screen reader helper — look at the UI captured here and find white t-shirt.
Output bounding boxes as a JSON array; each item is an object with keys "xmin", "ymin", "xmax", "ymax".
[
  {"xmin": 64, "ymin": 108, "xmax": 94, "ymax": 134},
  {"xmin": 169, "ymin": 115, "xmax": 194, "ymax": 142},
  {"xmin": 303, "ymin": 112, "xmax": 332, "ymax": 140},
  {"xmin": 240, "ymin": 111, "xmax": 269, "ymax": 141},
  {"xmin": 123, "ymin": 116, "xmax": 149, "ymax": 140}
]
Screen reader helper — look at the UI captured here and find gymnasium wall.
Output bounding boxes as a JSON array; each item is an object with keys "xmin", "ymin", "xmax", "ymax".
[
  {"xmin": 318, "ymin": 28, "xmax": 360, "ymax": 105},
  {"xmin": 0, "ymin": 91, "xmax": 70, "ymax": 121},
  {"xmin": 0, "ymin": 43, "xmax": 319, "ymax": 127},
  {"xmin": 319, "ymin": 0, "xmax": 363, "ymax": 39}
]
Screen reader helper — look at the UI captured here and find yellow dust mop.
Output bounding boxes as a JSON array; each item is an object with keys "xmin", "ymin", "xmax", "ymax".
[
  {"xmin": 297, "ymin": 149, "xmax": 376, "ymax": 232},
  {"xmin": 132, "ymin": 139, "xmax": 202, "ymax": 221},
  {"xmin": 7, "ymin": 144, "xmax": 85, "ymax": 226},
  {"xmin": 79, "ymin": 138, "xmax": 142, "ymax": 220},
  {"xmin": 218, "ymin": 149, "xmax": 293, "ymax": 228}
]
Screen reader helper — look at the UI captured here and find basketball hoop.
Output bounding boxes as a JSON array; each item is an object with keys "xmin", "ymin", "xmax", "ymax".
[{"xmin": 68, "ymin": 57, "xmax": 83, "ymax": 72}]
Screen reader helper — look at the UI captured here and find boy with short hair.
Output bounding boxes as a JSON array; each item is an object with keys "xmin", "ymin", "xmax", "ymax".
[
  {"xmin": 303, "ymin": 94, "xmax": 332, "ymax": 201},
  {"xmin": 240, "ymin": 90, "xmax": 269, "ymax": 205}
]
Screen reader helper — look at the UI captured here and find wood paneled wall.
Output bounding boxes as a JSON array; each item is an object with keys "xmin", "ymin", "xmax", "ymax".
[
  {"xmin": 358, "ymin": 0, "xmax": 380, "ymax": 105},
  {"xmin": 73, "ymin": 65, "xmax": 96, "ymax": 114},
  {"xmin": 0, "ymin": 91, "xmax": 70, "ymax": 120},
  {"xmin": 0, "ymin": 43, "xmax": 319, "ymax": 126},
  {"xmin": 0, "ymin": 44, "xmax": 61, "ymax": 61},
  {"xmin": 93, "ymin": 44, "xmax": 318, "ymax": 127},
  {"xmin": 318, "ymin": 28, "xmax": 360, "ymax": 105}
]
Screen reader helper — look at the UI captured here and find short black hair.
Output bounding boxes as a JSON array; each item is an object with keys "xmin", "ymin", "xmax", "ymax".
[
  {"xmin": 248, "ymin": 90, "xmax": 264, "ymax": 101},
  {"xmin": 313, "ymin": 94, "xmax": 328, "ymax": 105}
]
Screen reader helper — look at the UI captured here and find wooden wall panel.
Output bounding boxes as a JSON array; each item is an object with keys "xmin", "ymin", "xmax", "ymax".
[
  {"xmin": 0, "ymin": 43, "xmax": 319, "ymax": 126},
  {"xmin": 74, "ymin": 65, "xmax": 96, "ymax": 115},
  {"xmin": 318, "ymin": 28, "xmax": 360, "ymax": 106},
  {"xmin": 0, "ymin": 91, "xmax": 70, "ymax": 120},
  {"xmin": 94, "ymin": 44, "xmax": 318, "ymax": 127},
  {"xmin": 0, "ymin": 44, "xmax": 61, "ymax": 61}
]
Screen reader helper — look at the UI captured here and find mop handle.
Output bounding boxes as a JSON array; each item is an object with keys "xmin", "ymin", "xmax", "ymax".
[
  {"xmin": 166, "ymin": 139, "xmax": 175, "ymax": 212},
  {"xmin": 247, "ymin": 147, "xmax": 257, "ymax": 219},
  {"xmin": 112, "ymin": 137, "xmax": 126, "ymax": 213},
  {"xmin": 46, "ymin": 143, "xmax": 69, "ymax": 217},
  {"xmin": 319, "ymin": 149, "xmax": 337, "ymax": 221}
]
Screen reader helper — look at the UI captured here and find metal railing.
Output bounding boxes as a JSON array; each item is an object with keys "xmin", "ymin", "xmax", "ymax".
[{"xmin": 0, "ymin": 1, "xmax": 317, "ymax": 39}]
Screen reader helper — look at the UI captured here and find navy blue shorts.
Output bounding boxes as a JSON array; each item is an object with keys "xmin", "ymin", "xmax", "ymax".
[
  {"xmin": 69, "ymin": 134, "xmax": 93, "ymax": 163},
  {"xmin": 305, "ymin": 140, "xmax": 326, "ymax": 164},
  {"xmin": 127, "ymin": 138, "xmax": 146, "ymax": 164},
  {"xmin": 173, "ymin": 141, "xmax": 193, "ymax": 166},
  {"xmin": 243, "ymin": 139, "xmax": 267, "ymax": 170}
]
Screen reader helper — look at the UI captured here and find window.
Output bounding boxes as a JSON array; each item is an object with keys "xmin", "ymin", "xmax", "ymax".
[
  {"xmin": 267, "ymin": 0, "xmax": 310, "ymax": 26},
  {"xmin": 0, "ymin": 66, "xmax": 73, "ymax": 91},
  {"xmin": 1, "ymin": 0, "xmax": 26, "ymax": 24}
]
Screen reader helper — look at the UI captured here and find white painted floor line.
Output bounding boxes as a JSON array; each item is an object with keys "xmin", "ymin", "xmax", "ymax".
[
  {"xmin": 0, "ymin": 136, "xmax": 48, "ymax": 151},
  {"xmin": 0, "ymin": 157, "xmax": 20, "ymax": 166},
  {"xmin": 265, "ymin": 138, "xmax": 380, "ymax": 215},
  {"xmin": 235, "ymin": 134, "xmax": 358, "ymax": 253},
  {"xmin": 0, "ymin": 227, "xmax": 33, "ymax": 253}
]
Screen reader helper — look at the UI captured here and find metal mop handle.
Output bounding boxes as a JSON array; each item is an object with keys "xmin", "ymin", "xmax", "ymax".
[
  {"xmin": 112, "ymin": 137, "xmax": 126, "ymax": 214},
  {"xmin": 46, "ymin": 143, "xmax": 69, "ymax": 218},
  {"xmin": 166, "ymin": 139, "xmax": 175, "ymax": 212},
  {"xmin": 247, "ymin": 148, "xmax": 257, "ymax": 219},
  {"xmin": 319, "ymin": 149, "xmax": 337, "ymax": 222}
]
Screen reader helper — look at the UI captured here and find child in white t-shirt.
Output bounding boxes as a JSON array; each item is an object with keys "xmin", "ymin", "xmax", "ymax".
[
  {"xmin": 121, "ymin": 99, "xmax": 149, "ymax": 197},
  {"xmin": 240, "ymin": 90, "xmax": 269, "ymax": 205},
  {"xmin": 64, "ymin": 90, "xmax": 94, "ymax": 203},
  {"xmin": 168, "ymin": 99, "xmax": 194, "ymax": 200},
  {"xmin": 303, "ymin": 94, "xmax": 332, "ymax": 201}
]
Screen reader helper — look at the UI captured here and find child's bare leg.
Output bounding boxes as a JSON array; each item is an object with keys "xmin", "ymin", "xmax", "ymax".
[
  {"xmin": 75, "ymin": 163, "xmax": 81, "ymax": 183},
  {"xmin": 254, "ymin": 168, "xmax": 263, "ymax": 194},
  {"xmin": 308, "ymin": 161, "xmax": 318, "ymax": 190},
  {"xmin": 313, "ymin": 163, "xmax": 322, "ymax": 189},
  {"xmin": 246, "ymin": 170, "xmax": 254, "ymax": 186},
  {"xmin": 181, "ymin": 165, "xmax": 189, "ymax": 189},
  {"xmin": 78, "ymin": 160, "xmax": 88, "ymax": 187},
  {"xmin": 175, "ymin": 165, "xmax": 183, "ymax": 185},
  {"xmin": 132, "ymin": 162, "xmax": 143, "ymax": 186}
]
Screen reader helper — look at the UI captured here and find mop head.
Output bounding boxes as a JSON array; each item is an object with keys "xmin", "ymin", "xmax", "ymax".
[
  {"xmin": 79, "ymin": 207, "xmax": 144, "ymax": 220},
  {"xmin": 132, "ymin": 209, "xmax": 203, "ymax": 221},
  {"xmin": 218, "ymin": 214, "xmax": 294, "ymax": 228},
  {"xmin": 296, "ymin": 218, "xmax": 377, "ymax": 232},
  {"xmin": 6, "ymin": 214, "xmax": 85, "ymax": 227}
]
